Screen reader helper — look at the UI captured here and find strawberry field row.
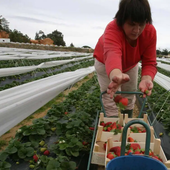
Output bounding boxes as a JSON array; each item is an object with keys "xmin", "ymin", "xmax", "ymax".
[
  {"xmin": 0, "ymin": 75, "xmax": 101, "ymax": 170},
  {"xmin": 0, "ymin": 59, "xmax": 94, "ymax": 91}
]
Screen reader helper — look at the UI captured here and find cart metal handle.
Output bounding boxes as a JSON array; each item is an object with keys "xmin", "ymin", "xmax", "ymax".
[
  {"xmin": 100, "ymin": 90, "xmax": 147, "ymax": 118},
  {"xmin": 121, "ymin": 119, "xmax": 151, "ymax": 156}
]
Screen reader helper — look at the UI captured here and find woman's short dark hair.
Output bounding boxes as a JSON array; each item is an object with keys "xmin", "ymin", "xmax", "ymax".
[{"xmin": 115, "ymin": 0, "xmax": 152, "ymax": 27}]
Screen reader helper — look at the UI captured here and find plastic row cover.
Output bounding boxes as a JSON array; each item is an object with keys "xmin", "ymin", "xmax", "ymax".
[
  {"xmin": 0, "ymin": 66, "xmax": 95, "ymax": 136},
  {"xmin": 138, "ymin": 63, "xmax": 170, "ymax": 90},
  {"xmin": 157, "ymin": 62, "xmax": 170, "ymax": 71},
  {"xmin": 0, "ymin": 56, "xmax": 93, "ymax": 77},
  {"xmin": 0, "ymin": 47, "xmax": 90, "ymax": 60}
]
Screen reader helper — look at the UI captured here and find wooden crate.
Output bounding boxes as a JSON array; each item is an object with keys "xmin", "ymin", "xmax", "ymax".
[
  {"xmin": 105, "ymin": 137, "xmax": 170, "ymax": 169},
  {"xmin": 124, "ymin": 113, "xmax": 150, "ymax": 127},
  {"xmin": 98, "ymin": 112, "xmax": 123, "ymax": 126},
  {"xmin": 91, "ymin": 121, "xmax": 155, "ymax": 166}
]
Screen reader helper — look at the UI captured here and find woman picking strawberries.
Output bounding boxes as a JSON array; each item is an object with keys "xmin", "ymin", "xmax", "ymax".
[{"xmin": 94, "ymin": 0, "xmax": 157, "ymax": 117}]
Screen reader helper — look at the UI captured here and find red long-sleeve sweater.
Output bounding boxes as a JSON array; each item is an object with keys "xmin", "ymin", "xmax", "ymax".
[{"xmin": 93, "ymin": 19, "xmax": 157, "ymax": 80}]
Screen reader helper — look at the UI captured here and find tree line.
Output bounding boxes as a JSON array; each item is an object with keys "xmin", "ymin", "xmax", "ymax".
[{"xmin": 0, "ymin": 15, "xmax": 66, "ymax": 46}]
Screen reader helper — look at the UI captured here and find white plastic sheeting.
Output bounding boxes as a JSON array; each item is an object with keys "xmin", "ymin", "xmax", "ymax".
[
  {"xmin": 157, "ymin": 62, "xmax": 170, "ymax": 72},
  {"xmin": 0, "ymin": 66, "xmax": 95, "ymax": 136},
  {"xmin": 139, "ymin": 63, "xmax": 170, "ymax": 90},
  {"xmin": 157, "ymin": 58, "xmax": 170, "ymax": 63},
  {"xmin": 0, "ymin": 47, "xmax": 90, "ymax": 60},
  {"xmin": 0, "ymin": 56, "xmax": 93, "ymax": 77},
  {"xmin": 154, "ymin": 72, "xmax": 170, "ymax": 90}
]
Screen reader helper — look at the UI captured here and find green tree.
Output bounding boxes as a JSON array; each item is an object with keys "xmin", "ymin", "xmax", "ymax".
[
  {"xmin": 162, "ymin": 49, "xmax": 168, "ymax": 55},
  {"xmin": 35, "ymin": 32, "xmax": 40, "ymax": 40},
  {"xmin": 47, "ymin": 30, "xmax": 66, "ymax": 46},
  {"xmin": 0, "ymin": 15, "xmax": 10, "ymax": 32},
  {"xmin": 70, "ymin": 43, "xmax": 74, "ymax": 47},
  {"xmin": 9, "ymin": 29, "xmax": 30, "ymax": 43}
]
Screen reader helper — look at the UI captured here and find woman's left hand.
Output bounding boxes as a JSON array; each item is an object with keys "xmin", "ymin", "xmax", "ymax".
[{"xmin": 139, "ymin": 75, "xmax": 153, "ymax": 97}]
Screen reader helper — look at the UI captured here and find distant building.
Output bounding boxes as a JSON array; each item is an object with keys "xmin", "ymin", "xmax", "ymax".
[{"xmin": 0, "ymin": 38, "xmax": 10, "ymax": 43}]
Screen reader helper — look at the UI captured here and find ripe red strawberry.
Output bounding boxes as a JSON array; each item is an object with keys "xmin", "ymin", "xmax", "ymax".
[
  {"xmin": 64, "ymin": 112, "xmax": 68, "ymax": 115},
  {"xmin": 119, "ymin": 97, "xmax": 128, "ymax": 106},
  {"xmin": 107, "ymin": 152, "xmax": 116, "ymax": 160},
  {"xmin": 142, "ymin": 129, "xmax": 146, "ymax": 133},
  {"xmin": 82, "ymin": 141, "xmax": 88, "ymax": 145},
  {"xmin": 133, "ymin": 150, "xmax": 141, "ymax": 155},
  {"xmin": 107, "ymin": 127, "xmax": 111, "ymax": 132},
  {"xmin": 152, "ymin": 155, "xmax": 159, "ymax": 161},
  {"xmin": 127, "ymin": 137, "xmax": 134, "ymax": 142},
  {"xmin": 110, "ymin": 146, "xmax": 121, "ymax": 156},
  {"xmin": 105, "ymin": 122, "xmax": 112, "ymax": 126},
  {"xmin": 114, "ymin": 95, "xmax": 123, "ymax": 103},
  {"xmin": 43, "ymin": 150, "xmax": 50, "ymax": 156},
  {"xmin": 127, "ymin": 149, "xmax": 133, "ymax": 155},
  {"xmin": 130, "ymin": 143, "xmax": 141, "ymax": 151},
  {"xmin": 89, "ymin": 127, "xmax": 94, "ymax": 130},
  {"xmin": 33, "ymin": 154, "xmax": 38, "ymax": 162},
  {"xmin": 100, "ymin": 121, "xmax": 105, "ymax": 126},
  {"xmin": 103, "ymin": 142, "xmax": 107, "ymax": 150},
  {"xmin": 149, "ymin": 150, "xmax": 154, "ymax": 156},
  {"xmin": 111, "ymin": 123, "xmax": 117, "ymax": 130}
]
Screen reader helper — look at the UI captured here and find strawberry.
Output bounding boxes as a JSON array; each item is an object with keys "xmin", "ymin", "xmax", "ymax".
[
  {"xmin": 130, "ymin": 143, "xmax": 141, "ymax": 151},
  {"xmin": 110, "ymin": 146, "xmax": 121, "ymax": 156},
  {"xmin": 114, "ymin": 95, "xmax": 123, "ymax": 103},
  {"xmin": 64, "ymin": 112, "xmax": 68, "ymax": 115},
  {"xmin": 105, "ymin": 122, "xmax": 112, "ymax": 126},
  {"xmin": 159, "ymin": 132, "xmax": 163, "ymax": 137},
  {"xmin": 103, "ymin": 142, "xmax": 107, "ymax": 150},
  {"xmin": 144, "ymin": 89, "xmax": 149, "ymax": 95},
  {"xmin": 142, "ymin": 129, "xmax": 146, "ymax": 133},
  {"xmin": 117, "ymin": 124, "xmax": 122, "ymax": 130},
  {"xmin": 103, "ymin": 127, "xmax": 107, "ymax": 131},
  {"xmin": 29, "ymin": 165, "xmax": 35, "ymax": 169},
  {"xmin": 119, "ymin": 97, "xmax": 128, "ymax": 106},
  {"xmin": 149, "ymin": 150, "xmax": 154, "ymax": 156},
  {"xmin": 127, "ymin": 149, "xmax": 133, "ymax": 155},
  {"xmin": 127, "ymin": 137, "xmax": 134, "ymax": 142},
  {"xmin": 111, "ymin": 122, "xmax": 117, "ymax": 130},
  {"xmin": 152, "ymin": 155, "xmax": 159, "ymax": 161},
  {"xmin": 107, "ymin": 127, "xmax": 111, "ymax": 132},
  {"xmin": 40, "ymin": 148, "xmax": 47, "ymax": 152},
  {"xmin": 100, "ymin": 121, "xmax": 105, "ymax": 126},
  {"xmin": 39, "ymin": 140, "xmax": 45, "ymax": 146},
  {"xmin": 51, "ymin": 127, "xmax": 56, "ymax": 131},
  {"xmin": 33, "ymin": 154, "xmax": 38, "ymax": 162},
  {"xmin": 82, "ymin": 141, "xmax": 88, "ymax": 145},
  {"xmin": 43, "ymin": 150, "xmax": 50, "ymax": 156},
  {"xmin": 107, "ymin": 152, "xmax": 116, "ymax": 160},
  {"xmin": 133, "ymin": 150, "xmax": 141, "ymax": 155},
  {"xmin": 89, "ymin": 127, "xmax": 94, "ymax": 130}
]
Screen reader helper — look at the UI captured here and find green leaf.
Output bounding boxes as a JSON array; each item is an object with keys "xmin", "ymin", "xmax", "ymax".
[
  {"xmin": 59, "ymin": 143, "xmax": 67, "ymax": 150},
  {"xmin": 0, "ymin": 161, "xmax": 11, "ymax": 169},
  {"xmin": 18, "ymin": 148, "xmax": 26, "ymax": 159},
  {"xmin": 46, "ymin": 160, "xmax": 60, "ymax": 170},
  {"xmin": 70, "ymin": 151, "xmax": 79, "ymax": 157},
  {"xmin": 0, "ymin": 152, "xmax": 8, "ymax": 161},
  {"xmin": 26, "ymin": 147, "xmax": 34, "ymax": 157},
  {"xmin": 23, "ymin": 130, "xmax": 31, "ymax": 136},
  {"xmin": 36, "ymin": 129, "xmax": 46, "ymax": 135},
  {"xmin": 6, "ymin": 146, "xmax": 17, "ymax": 154}
]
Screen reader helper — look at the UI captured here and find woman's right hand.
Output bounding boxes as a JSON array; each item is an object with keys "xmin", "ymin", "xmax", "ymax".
[{"xmin": 107, "ymin": 70, "xmax": 130, "ymax": 99}]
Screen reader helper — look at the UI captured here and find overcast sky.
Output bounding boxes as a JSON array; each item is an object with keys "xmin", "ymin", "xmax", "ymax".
[{"xmin": 0, "ymin": 0, "xmax": 170, "ymax": 50}]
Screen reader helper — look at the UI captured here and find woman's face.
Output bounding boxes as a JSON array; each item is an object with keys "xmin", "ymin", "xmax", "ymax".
[{"xmin": 123, "ymin": 20, "xmax": 146, "ymax": 41}]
